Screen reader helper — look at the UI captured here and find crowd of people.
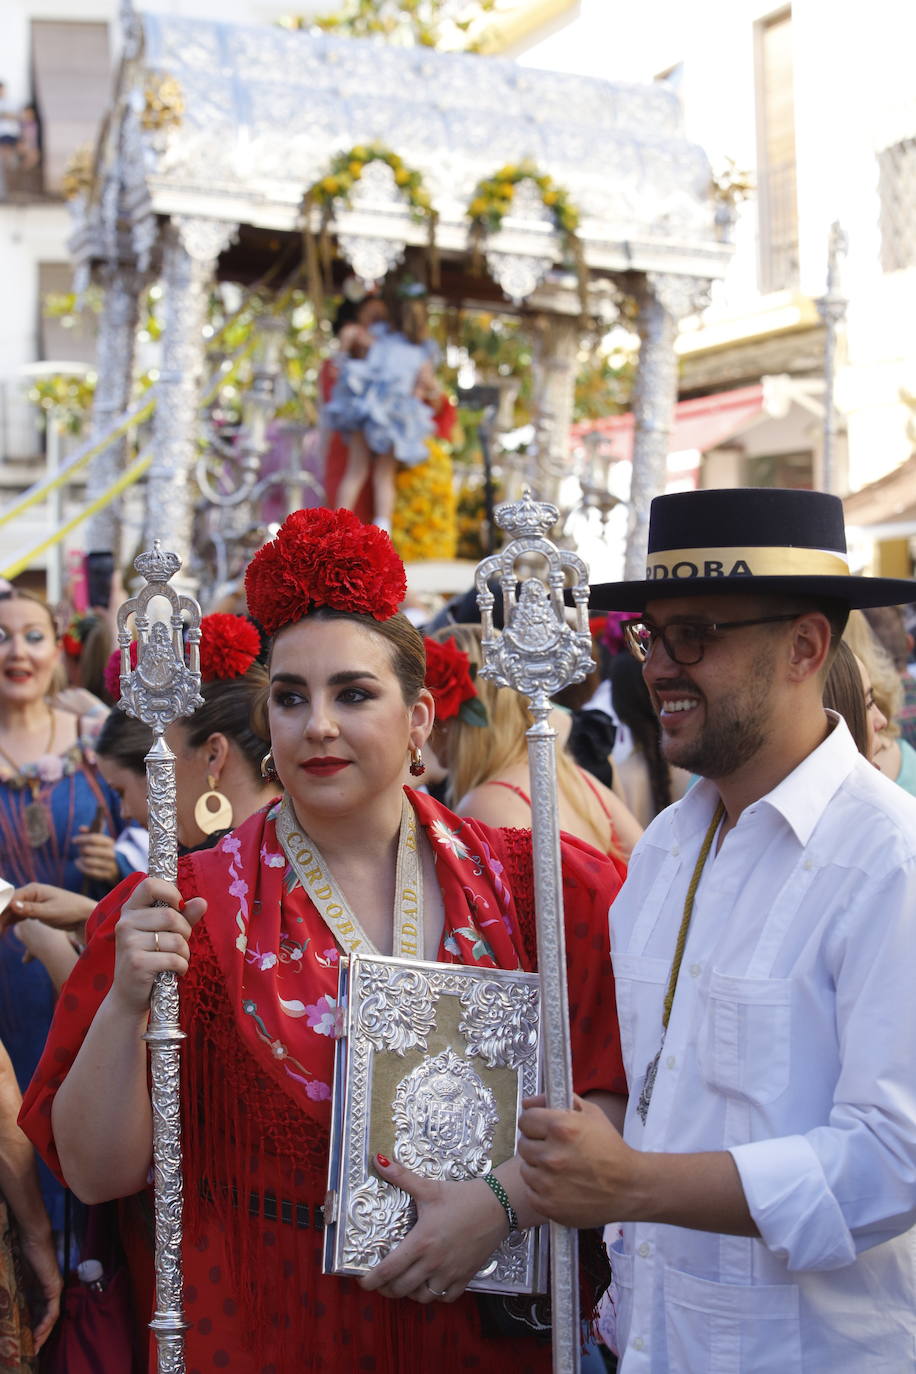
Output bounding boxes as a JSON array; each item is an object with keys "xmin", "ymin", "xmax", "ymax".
[{"xmin": 1, "ymin": 483, "xmax": 916, "ymax": 1371}]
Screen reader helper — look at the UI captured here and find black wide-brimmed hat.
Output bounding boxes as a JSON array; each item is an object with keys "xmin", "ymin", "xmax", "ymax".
[{"xmin": 589, "ymin": 487, "xmax": 916, "ymax": 612}]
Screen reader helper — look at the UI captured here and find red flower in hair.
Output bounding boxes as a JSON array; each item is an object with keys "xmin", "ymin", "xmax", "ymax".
[
  {"xmin": 424, "ymin": 638, "xmax": 486, "ymax": 726},
  {"xmin": 103, "ymin": 642, "xmax": 139, "ymax": 704},
  {"xmin": 199, "ymin": 614, "xmax": 260, "ymax": 683},
  {"xmin": 62, "ymin": 632, "xmax": 83, "ymax": 660},
  {"xmin": 245, "ymin": 508, "xmax": 406, "ymax": 636}
]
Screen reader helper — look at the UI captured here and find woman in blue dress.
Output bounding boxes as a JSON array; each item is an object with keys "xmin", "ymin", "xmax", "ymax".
[
  {"xmin": 0, "ymin": 587, "xmax": 122, "ymax": 1231},
  {"xmin": 327, "ymin": 282, "xmax": 440, "ymax": 532}
]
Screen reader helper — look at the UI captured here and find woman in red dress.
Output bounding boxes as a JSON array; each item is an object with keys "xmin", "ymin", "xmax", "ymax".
[{"xmin": 20, "ymin": 509, "xmax": 627, "ymax": 1373}]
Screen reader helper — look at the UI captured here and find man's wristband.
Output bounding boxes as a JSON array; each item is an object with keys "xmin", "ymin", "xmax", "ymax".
[{"xmin": 482, "ymin": 1172, "xmax": 519, "ymax": 1232}]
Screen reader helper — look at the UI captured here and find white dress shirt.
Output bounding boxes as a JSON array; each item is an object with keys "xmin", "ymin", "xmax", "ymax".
[{"xmin": 609, "ymin": 715, "xmax": 916, "ymax": 1372}]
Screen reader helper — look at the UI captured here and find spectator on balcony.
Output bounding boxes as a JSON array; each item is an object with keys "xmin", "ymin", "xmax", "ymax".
[
  {"xmin": 0, "ymin": 85, "xmax": 21, "ymax": 179},
  {"xmin": 17, "ymin": 105, "xmax": 39, "ymax": 171}
]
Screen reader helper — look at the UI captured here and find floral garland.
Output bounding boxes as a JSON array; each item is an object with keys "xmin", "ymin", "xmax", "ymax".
[
  {"xmin": 302, "ymin": 144, "xmax": 438, "ymax": 308},
  {"xmin": 468, "ymin": 160, "xmax": 579, "ymax": 236},
  {"xmin": 392, "ymin": 438, "xmax": 457, "ymax": 563},
  {"xmin": 310, "ymin": 143, "xmax": 433, "ymax": 218},
  {"xmin": 467, "ymin": 160, "xmax": 588, "ymax": 319}
]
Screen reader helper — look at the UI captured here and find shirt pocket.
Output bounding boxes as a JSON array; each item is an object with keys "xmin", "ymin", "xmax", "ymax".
[
  {"xmin": 609, "ymin": 952, "xmax": 668, "ymax": 1077},
  {"xmin": 696, "ymin": 970, "xmax": 793, "ymax": 1106},
  {"xmin": 663, "ymin": 1266, "xmax": 801, "ymax": 1374}
]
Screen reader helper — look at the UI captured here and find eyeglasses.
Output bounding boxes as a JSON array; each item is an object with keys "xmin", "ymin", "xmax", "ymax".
[{"xmin": 624, "ymin": 614, "xmax": 803, "ymax": 666}]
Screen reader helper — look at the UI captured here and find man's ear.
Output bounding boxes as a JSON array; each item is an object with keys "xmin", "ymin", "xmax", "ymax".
[{"xmin": 787, "ymin": 612, "xmax": 833, "ymax": 684}]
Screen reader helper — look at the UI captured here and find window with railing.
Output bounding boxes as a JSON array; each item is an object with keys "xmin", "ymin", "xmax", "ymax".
[
  {"xmin": 755, "ymin": 8, "xmax": 800, "ymax": 293},
  {"xmin": 877, "ymin": 136, "xmax": 916, "ymax": 273}
]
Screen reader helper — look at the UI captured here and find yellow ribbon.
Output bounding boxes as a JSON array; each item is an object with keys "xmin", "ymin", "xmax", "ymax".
[
  {"xmin": 0, "ymin": 399, "xmax": 155, "ymax": 532},
  {"xmin": 0, "ymin": 453, "xmax": 152, "ymax": 580},
  {"xmin": 645, "ymin": 545, "xmax": 851, "ymax": 582}
]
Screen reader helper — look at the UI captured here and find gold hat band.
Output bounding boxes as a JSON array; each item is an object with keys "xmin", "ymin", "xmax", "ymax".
[{"xmin": 645, "ymin": 545, "xmax": 851, "ymax": 582}]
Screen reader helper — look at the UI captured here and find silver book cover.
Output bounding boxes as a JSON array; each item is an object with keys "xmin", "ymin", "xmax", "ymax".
[{"xmin": 322, "ymin": 952, "xmax": 547, "ymax": 1295}]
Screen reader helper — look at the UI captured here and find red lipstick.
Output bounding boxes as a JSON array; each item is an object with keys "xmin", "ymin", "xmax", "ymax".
[{"xmin": 301, "ymin": 757, "xmax": 350, "ymax": 776}]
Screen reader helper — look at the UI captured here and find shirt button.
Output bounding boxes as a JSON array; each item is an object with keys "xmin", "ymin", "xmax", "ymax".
[
  {"xmin": 666, "ymin": 1054, "xmax": 676, "ymax": 1069},
  {"xmin": 637, "ymin": 1241, "xmax": 651, "ymax": 1258},
  {"xmin": 803, "ymin": 859, "xmax": 814, "ymax": 871},
  {"xmin": 671, "ymin": 846, "xmax": 680, "ymax": 857},
  {"xmin": 633, "ymin": 1336, "xmax": 645, "ymax": 1351},
  {"xmin": 689, "ymin": 963, "xmax": 701, "ymax": 977}
]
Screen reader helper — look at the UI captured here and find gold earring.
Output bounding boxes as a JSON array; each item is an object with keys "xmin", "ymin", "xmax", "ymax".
[
  {"xmin": 260, "ymin": 750, "xmax": 279, "ymax": 783},
  {"xmin": 194, "ymin": 773, "xmax": 234, "ymax": 835},
  {"xmin": 408, "ymin": 747, "xmax": 426, "ymax": 778}
]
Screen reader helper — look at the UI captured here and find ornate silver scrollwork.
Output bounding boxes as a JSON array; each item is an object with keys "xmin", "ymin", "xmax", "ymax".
[
  {"xmin": 341, "ymin": 1178, "xmax": 414, "ymax": 1269},
  {"xmin": 116, "ymin": 543, "xmax": 203, "ymax": 1374},
  {"xmin": 476, "ymin": 491, "xmax": 592, "ymax": 712},
  {"xmin": 460, "ymin": 978, "xmax": 539, "ymax": 1070},
  {"xmin": 355, "ymin": 963, "xmax": 437, "ymax": 1055},
  {"xmin": 392, "ymin": 1047, "xmax": 498, "ymax": 1181}
]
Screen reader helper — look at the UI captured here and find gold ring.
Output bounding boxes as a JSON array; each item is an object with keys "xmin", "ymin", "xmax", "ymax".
[
  {"xmin": 153, "ymin": 931, "xmax": 160, "ymax": 954},
  {"xmin": 424, "ymin": 1280, "xmax": 448, "ymax": 1299}
]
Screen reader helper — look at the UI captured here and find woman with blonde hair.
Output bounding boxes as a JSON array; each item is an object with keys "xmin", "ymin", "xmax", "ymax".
[{"xmin": 428, "ymin": 623, "xmax": 642, "ymax": 859}]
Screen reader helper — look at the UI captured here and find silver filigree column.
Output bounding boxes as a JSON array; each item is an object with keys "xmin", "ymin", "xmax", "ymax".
[
  {"xmin": 530, "ymin": 314, "xmax": 580, "ymax": 508},
  {"xmin": 144, "ymin": 217, "xmax": 237, "ymax": 565},
  {"xmin": 117, "ymin": 543, "xmax": 203, "ymax": 1374},
  {"xmin": 624, "ymin": 274, "xmax": 708, "ymax": 579},
  {"xmin": 85, "ymin": 263, "xmax": 144, "ymax": 556},
  {"xmin": 816, "ymin": 222, "xmax": 848, "ymax": 496},
  {"xmin": 475, "ymin": 492, "xmax": 594, "ymax": 1374}
]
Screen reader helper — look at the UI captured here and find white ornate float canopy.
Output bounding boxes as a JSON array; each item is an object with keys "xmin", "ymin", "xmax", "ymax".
[{"xmin": 83, "ymin": 11, "xmax": 731, "ymax": 299}]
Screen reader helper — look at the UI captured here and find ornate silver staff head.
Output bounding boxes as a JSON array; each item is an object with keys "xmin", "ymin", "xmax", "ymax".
[
  {"xmin": 474, "ymin": 491, "xmax": 593, "ymax": 715},
  {"xmin": 116, "ymin": 542, "xmax": 203, "ymax": 736}
]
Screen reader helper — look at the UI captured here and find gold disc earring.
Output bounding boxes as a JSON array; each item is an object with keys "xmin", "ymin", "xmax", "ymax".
[{"xmin": 194, "ymin": 773, "xmax": 234, "ymax": 835}]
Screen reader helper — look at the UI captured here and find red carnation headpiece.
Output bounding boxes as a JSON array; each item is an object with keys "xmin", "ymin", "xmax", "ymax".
[
  {"xmin": 424, "ymin": 637, "xmax": 487, "ymax": 727},
  {"xmin": 245, "ymin": 507, "xmax": 407, "ymax": 636},
  {"xmin": 199, "ymin": 613, "xmax": 261, "ymax": 683},
  {"xmin": 103, "ymin": 641, "xmax": 139, "ymax": 704}
]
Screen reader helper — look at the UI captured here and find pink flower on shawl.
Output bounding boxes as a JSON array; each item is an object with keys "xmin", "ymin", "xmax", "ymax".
[
  {"xmin": 305, "ymin": 1080, "xmax": 332, "ymax": 1101},
  {"xmin": 305, "ymin": 994, "xmax": 342, "ymax": 1037},
  {"xmin": 35, "ymin": 754, "xmax": 64, "ymax": 784},
  {"xmin": 323, "ymin": 948, "xmax": 339, "ymax": 965}
]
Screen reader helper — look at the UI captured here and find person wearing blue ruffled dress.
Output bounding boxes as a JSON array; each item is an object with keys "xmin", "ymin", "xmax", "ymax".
[{"xmin": 327, "ymin": 283, "xmax": 440, "ymax": 532}]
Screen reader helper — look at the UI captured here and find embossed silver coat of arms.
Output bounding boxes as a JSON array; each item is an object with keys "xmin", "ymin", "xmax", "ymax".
[{"xmin": 322, "ymin": 953, "xmax": 546, "ymax": 1295}]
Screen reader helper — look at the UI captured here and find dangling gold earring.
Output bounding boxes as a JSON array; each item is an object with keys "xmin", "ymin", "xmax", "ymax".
[
  {"xmin": 260, "ymin": 750, "xmax": 279, "ymax": 783},
  {"xmin": 408, "ymin": 747, "xmax": 426, "ymax": 778},
  {"xmin": 194, "ymin": 773, "xmax": 234, "ymax": 835}
]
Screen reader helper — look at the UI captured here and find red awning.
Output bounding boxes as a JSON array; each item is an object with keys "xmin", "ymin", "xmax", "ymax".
[{"xmin": 572, "ymin": 383, "xmax": 766, "ymax": 464}]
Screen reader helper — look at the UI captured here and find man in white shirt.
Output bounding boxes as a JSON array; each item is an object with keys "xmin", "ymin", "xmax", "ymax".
[{"xmin": 519, "ymin": 488, "xmax": 916, "ymax": 1372}]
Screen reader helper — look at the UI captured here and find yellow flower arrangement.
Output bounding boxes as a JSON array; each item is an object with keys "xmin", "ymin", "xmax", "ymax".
[
  {"xmin": 393, "ymin": 439, "xmax": 457, "ymax": 563},
  {"xmin": 465, "ymin": 160, "xmax": 588, "ymax": 317},
  {"xmin": 302, "ymin": 143, "xmax": 440, "ymax": 313},
  {"xmin": 308, "ymin": 143, "xmax": 434, "ymax": 224},
  {"xmin": 466, "ymin": 160, "xmax": 580, "ymax": 237}
]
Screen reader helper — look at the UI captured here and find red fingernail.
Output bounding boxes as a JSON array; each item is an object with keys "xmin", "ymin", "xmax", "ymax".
[
  {"xmin": 376, "ymin": 1153, "xmax": 390, "ymax": 1168},
  {"xmin": 178, "ymin": 899, "xmax": 186, "ymax": 912}
]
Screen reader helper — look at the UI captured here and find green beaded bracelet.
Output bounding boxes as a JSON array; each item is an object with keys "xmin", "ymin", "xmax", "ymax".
[{"xmin": 482, "ymin": 1172, "xmax": 519, "ymax": 1232}]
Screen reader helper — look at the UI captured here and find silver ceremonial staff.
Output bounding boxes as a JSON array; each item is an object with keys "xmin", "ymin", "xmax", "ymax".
[
  {"xmin": 475, "ymin": 492, "xmax": 594, "ymax": 1374},
  {"xmin": 117, "ymin": 543, "xmax": 204, "ymax": 1374}
]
